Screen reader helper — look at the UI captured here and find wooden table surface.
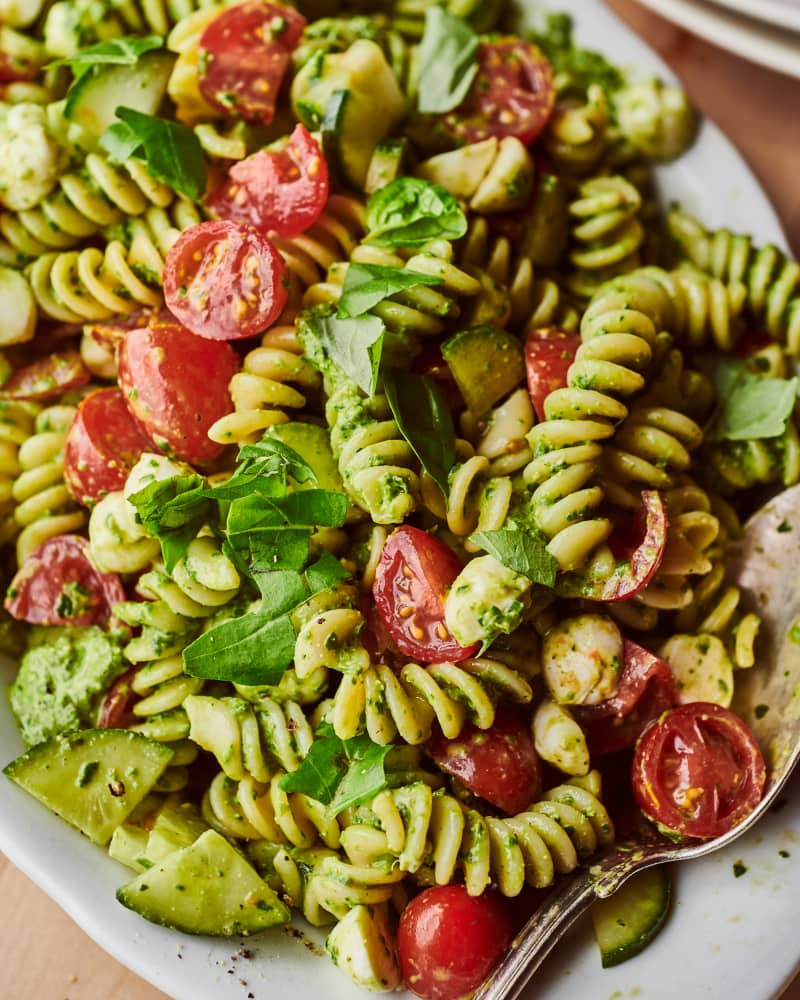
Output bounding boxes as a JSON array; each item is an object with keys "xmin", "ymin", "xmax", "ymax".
[{"xmin": 2, "ymin": 2, "xmax": 800, "ymax": 998}]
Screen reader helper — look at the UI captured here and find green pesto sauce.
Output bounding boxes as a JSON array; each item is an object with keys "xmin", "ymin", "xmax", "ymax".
[
  {"xmin": 531, "ymin": 13, "xmax": 626, "ymax": 96},
  {"xmin": 9, "ymin": 626, "xmax": 127, "ymax": 748}
]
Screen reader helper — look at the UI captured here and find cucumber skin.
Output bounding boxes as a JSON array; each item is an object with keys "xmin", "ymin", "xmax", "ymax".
[{"xmin": 591, "ymin": 865, "xmax": 672, "ymax": 968}]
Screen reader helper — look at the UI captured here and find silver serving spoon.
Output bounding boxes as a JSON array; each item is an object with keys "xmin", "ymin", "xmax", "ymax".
[{"xmin": 475, "ymin": 483, "xmax": 800, "ymax": 1000}]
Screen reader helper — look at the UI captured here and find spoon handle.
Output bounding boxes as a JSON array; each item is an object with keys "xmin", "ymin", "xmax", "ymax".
[
  {"xmin": 472, "ymin": 868, "xmax": 602, "ymax": 1000},
  {"xmin": 473, "ymin": 849, "xmax": 659, "ymax": 1000}
]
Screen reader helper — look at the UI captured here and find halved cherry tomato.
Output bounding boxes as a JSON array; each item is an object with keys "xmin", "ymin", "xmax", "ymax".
[
  {"xmin": 117, "ymin": 321, "xmax": 238, "ymax": 465},
  {"xmin": 361, "ymin": 596, "xmax": 405, "ymax": 670},
  {"xmin": 198, "ymin": 2, "xmax": 305, "ymax": 124},
  {"xmin": 97, "ymin": 667, "xmax": 141, "ymax": 729},
  {"xmin": 373, "ymin": 526, "xmax": 479, "ymax": 663},
  {"xmin": 64, "ymin": 387, "xmax": 154, "ymax": 507},
  {"xmin": 575, "ymin": 640, "xmax": 679, "ymax": 756},
  {"xmin": 524, "ymin": 327, "xmax": 580, "ymax": 422},
  {"xmin": 0, "ymin": 350, "xmax": 89, "ymax": 402},
  {"xmin": 426, "ymin": 704, "xmax": 542, "ymax": 814},
  {"xmin": 207, "ymin": 124, "xmax": 328, "ymax": 238},
  {"xmin": 558, "ymin": 490, "xmax": 668, "ymax": 602},
  {"xmin": 5, "ymin": 535, "xmax": 125, "ymax": 627},
  {"xmin": 632, "ymin": 702, "xmax": 766, "ymax": 840},
  {"xmin": 441, "ymin": 39, "xmax": 555, "ymax": 145},
  {"xmin": 398, "ymin": 885, "xmax": 514, "ymax": 1000},
  {"xmin": 164, "ymin": 220, "xmax": 288, "ymax": 341}
]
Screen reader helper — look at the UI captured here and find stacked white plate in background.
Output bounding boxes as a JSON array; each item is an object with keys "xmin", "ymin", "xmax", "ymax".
[{"xmin": 631, "ymin": 0, "xmax": 800, "ymax": 77}]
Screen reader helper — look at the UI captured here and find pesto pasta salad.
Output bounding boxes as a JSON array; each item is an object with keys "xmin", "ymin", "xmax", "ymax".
[{"xmin": 0, "ymin": 0, "xmax": 791, "ymax": 994}]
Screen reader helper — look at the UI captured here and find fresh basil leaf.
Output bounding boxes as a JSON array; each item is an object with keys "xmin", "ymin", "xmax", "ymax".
[
  {"xmin": 382, "ymin": 368, "xmax": 456, "ymax": 496},
  {"xmin": 49, "ymin": 34, "xmax": 163, "ymax": 77},
  {"xmin": 365, "ymin": 178, "xmax": 467, "ymax": 248},
  {"xmin": 337, "ymin": 262, "xmax": 443, "ymax": 319},
  {"xmin": 253, "ymin": 569, "xmax": 309, "ymax": 616},
  {"xmin": 417, "ymin": 8, "xmax": 479, "ymax": 114},
  {"xmin": 128, "ymin": 474, "xmax": 212, "ymax": 573},
  {"xmin": 305, "ymin": 551, "xmax": 350, "ymax": 593},
  {"xmin": 306, "ymin": 313, "xmax": 385, "ymax": 397},
  {"xmin": 100, "ymin": 107, "xmax": 206, "ymax": 199},
  {"xmin": 470, "ymin": 528, "xmax": 558, "ymax": 588},
  {"xmin": 278, "ymin": 732, "xmax": 391, "ymax": 815},
  {"xmin": 250, "ymin": 528, "xmax": 311, "ymax": 573},
  {"xmin": 238, "ymin": 437, "xmax": 317, "ymax": 484},
  {"xmin": 709, "ymin": 357, "xmax": 799, "ymax": 441},
  {"xmin": 183, "ymin": 611, "xmax": 296, "ymax": 684},
  {"xmin": 273, "ymin": 490, "xmax": 349, "ymax": 528},
  {"xmin": 97, "ymin": 120, "xmax": 143, "ymax": 162}
]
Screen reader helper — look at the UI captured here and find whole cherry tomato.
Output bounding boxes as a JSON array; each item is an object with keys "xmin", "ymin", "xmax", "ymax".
[
  {"xmin": 397, "ymin": 885, "xmax": 514, "ymax": 1000},
  {"xmin": 373, "ymin": 526, "xmax": 479, "ymax": 663},
  {"xmin": 632, "ymin": 702, "xmax": 766, "ymax": 839}
]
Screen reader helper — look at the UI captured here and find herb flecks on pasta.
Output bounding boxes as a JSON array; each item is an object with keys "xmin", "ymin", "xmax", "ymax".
[{"xmin": 0, "ymin": 2, "xmax": 779, "ymax": 996}]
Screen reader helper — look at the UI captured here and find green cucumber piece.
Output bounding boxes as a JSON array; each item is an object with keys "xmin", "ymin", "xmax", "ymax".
[
  {"xmin": 109, "ymin": 824, "xmax": 151, "ymax": 872},
  {"xmin": 64, "ymin": 50, "xmax": 175, "ymax": 140},
  {"xmin": 4, "ymin": 729, "xmax": 174, "ymax": 845},
  {"xmin": 590, "ymin": 866, "xmax": 672, "ymax": 968},
  {"xmin": 365, "ymin": 138, "xmax": 408, "ymax": 195},
  {"xmin": 144, "ymin": 802, "xmax": 209, "ymax": 864},
  {"xmin": 519, "ymin": 172, "xmax": 569, "ymax": 268},
  {"xmin": 116, "ymin": 829, "xmax": 291, "ymax": 935},
  {"xmin": 441, "ymin": 325, "xmax": 525, "ymax": 415},
  {"xmin": 267, "ymin": 422, "xmax": 344, "ymax": 494}
]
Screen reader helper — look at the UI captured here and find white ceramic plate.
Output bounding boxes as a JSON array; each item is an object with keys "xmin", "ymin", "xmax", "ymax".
[
  {"xmin": 2, "ymin": 1, "xmax": 800, "ymax": 998},
  {"xmin": 705, "ymin": 0, "xmax": 800, "ymax": 35},
  {"xmin": 631, "ymin": 0, "xmax": 800, "ymax": 77}
]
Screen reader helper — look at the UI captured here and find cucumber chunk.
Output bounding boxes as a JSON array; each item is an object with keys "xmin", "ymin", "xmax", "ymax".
[
  {"xmin": 267, "ymin": 422, "xmax": 345, "ymax": 494},
  {"xmin": 441, "ymin": 325, "xmax": 525, "ymax": 415},
  {"xmin": 64, "ymin": 51, "xmax": 175, "ymax": 141},
  {"xmin": 591, "ymin": 865, "xmax": 672, "ymax": 968},
  {"xmin": 116, "ymin": 829, "xmax": 291, "ymax": 935},
  {"xmin": 4, "ymin": 729, "xmax": 174, "ymax": 845}
]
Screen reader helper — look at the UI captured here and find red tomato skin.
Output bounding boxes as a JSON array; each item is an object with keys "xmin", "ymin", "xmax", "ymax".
[
  {"xmin": 373, "ymin": 526, "xmax": 479, "ymax": 663},
  {"xmin": 0, "ymin": 351, "xmax": 89, "ymax": 402},
  {"xmin": 198, "ymin": 2, "xmax": 305, "ymax": 124},
  {"xmin": 524, "ymin": 327, "xmax": 581, "ymax": 421},
  {"xmin": 0, "ymin": 52, "xmax": 39, "ymax": 83},
  {"xmin": 442, "ymin": 39, "xmax": 555, "ymax": 145},
  {"xmin": 117, "ymin": 323, "xmax": 238, "ymax": 465},
  {"xmin": 426, "ymin": 704, "xmax": 542, "ymax": 814},
  {"xmin": 5, "ymin": 535, "xmax": 125, "ymax": 627},
  {"xmin": 412, "ymin": 345, "xmax": 464, "ymax": 413},
  {"xmin": 64, "ymin": 387, "xmax": 154, "ymax": 507},
  {"xmin": 97, "ymin": 667, "xmax": 141, "ymax": 729},
  {"xmin": 398, "ymin": 886, "xmax": 514, "ymax": 1000},
  {"xmin": 163, "ymin": 220, "xmax": 288, "ymax": 341},
  {"xmin": 575, "ymin": 640, "xmax": 679, "ymax": 755},
  {"xmin": 632, "ymin": 702, "xmax": 767, "ymax": 840},
  {"xmin": 207, "ymin": 124, "xmax": 328, "ymax": 238}
]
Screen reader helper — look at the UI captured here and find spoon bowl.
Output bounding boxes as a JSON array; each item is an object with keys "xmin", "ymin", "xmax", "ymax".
[{"xmin": 475, "ymin": 483, "xmax": 800, "ymax": 1000}]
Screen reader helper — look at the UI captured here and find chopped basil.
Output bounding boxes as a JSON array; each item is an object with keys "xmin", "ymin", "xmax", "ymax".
[
  {"xmin": 337, "ymin": 262, "xmax": 443, "ymax": 319},
  {"xmin": 708, "ymin": 356, "xmax": 799, "ymax": 442},
  {"xmin": 128, "ymin": 474, "xmax": 211, "ymax": 573},
  {"xmin": 99, "ymin": 107, "xmax": 207, "ymax": 200},
  {"xmin": 365, "ymin": 178, "xmax": 467, "ymax": 248},
  {"xmin": 470, "ymin": 528, "xmax": 558, "ymax": 587},
  {"xmin": 382, "ymin": 368, "xmax": 456, "ymax": 497},
  {"xmin": 279, "ymin": 728, "xmax": 391, "ymax": 815},
  {"xmin": 48, "ymin": 34, "xmax": 163, "ymax": 78},
  {"xmin": 182, "ymin": 612, "xmax": 297, "ymax": 685},
  {"xmin": 416, "ymin": 8, "xmax": 479, "ymax": 114},
  {"xmin": 304, "ymin": 313, "xmax": 385, "ymax": 397}
]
